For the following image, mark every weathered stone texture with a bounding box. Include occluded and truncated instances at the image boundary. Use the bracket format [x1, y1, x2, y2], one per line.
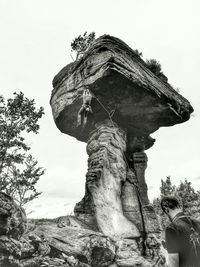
[75, 120, 140, 238]
[0, 192, 26, 239]
[49, 34, 194, 266]
[50, 35, 193, 143]
[27, 219, 163, 267]
[132, 152, 149, 205]
[0, 193, 28, 266]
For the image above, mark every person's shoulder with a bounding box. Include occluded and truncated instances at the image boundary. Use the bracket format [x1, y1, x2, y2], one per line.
[166, 223, 178, 235]
[167, 218, 186, 233]
[166, 222, 173, 230]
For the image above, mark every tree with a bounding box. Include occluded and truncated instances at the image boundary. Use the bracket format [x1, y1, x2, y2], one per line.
[6, 155, 44, 206]
[0, 92, 44, 206]
[160, 176, 176, 196]
[153, 177, 200, 229]
[71, 31, 96, 60]
[176, 179, 200, 215]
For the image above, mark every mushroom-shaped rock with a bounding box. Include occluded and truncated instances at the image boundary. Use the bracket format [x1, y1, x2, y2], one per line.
[51, 35, 193, 144]
[50, 35, 193, 239]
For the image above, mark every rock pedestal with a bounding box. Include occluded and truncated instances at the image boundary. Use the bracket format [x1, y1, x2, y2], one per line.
[74, 120, 160, 238]
[75, 120, 140, 238]
[0, 35, 193, 267]
[50, 34, 193, 266]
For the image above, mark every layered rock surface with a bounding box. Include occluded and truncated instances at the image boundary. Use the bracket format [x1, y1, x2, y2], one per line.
[75, 120, 140, 238]
[0, 210, 164, 266]
[49, 35, 193, 266]
[0, 192, 26, 239]
[51, 35, 193, 143]
[0, 35, 193, 266]
[0, 193, 27, 266]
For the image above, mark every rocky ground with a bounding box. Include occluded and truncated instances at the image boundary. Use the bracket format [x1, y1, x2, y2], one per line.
[0, 191, 165, 267]
[1, 215, 165, 267]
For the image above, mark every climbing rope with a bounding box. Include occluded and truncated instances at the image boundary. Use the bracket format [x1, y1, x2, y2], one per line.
[85, 89, 148, 254]
[71, 93, 82, 105]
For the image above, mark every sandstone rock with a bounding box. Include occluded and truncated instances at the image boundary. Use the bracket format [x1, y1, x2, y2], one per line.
[51, 35, 193, 143]
[75, 120, 140, 238]
[0, 192, 27, 239]
[31, 220, 115, 265]
[0, 216, 165, 266]
[50, 34, 193, 266]
[29, 220, 160, 267]
[56, 215, 98, 231]
[50, 35, 193, 238]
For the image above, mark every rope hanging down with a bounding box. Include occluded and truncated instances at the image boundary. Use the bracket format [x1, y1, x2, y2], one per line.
[87, 89, 147, 255]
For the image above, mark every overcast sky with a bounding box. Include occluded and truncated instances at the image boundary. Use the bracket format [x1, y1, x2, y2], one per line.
[0, 0, 200, 218]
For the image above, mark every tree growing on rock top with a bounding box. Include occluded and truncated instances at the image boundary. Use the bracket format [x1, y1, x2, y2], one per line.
[71, 31, 96, 60]
[145, 58, 168, 82]
[0, 92, 45, 206]
[146, 59, 162, 75]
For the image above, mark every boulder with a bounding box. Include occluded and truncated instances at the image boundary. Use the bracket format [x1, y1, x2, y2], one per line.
[0, 192, 27, 239]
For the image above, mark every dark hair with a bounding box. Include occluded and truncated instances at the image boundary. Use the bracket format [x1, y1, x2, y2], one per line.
[161, 196, 181, 213]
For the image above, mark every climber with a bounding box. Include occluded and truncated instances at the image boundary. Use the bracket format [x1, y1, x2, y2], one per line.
[77, 88, 93, 127]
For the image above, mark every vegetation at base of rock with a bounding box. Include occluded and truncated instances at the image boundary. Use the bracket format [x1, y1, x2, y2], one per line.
[0, 92, 45, 206]
[153, 176, 200, 229]
[71, 31, 96, 60]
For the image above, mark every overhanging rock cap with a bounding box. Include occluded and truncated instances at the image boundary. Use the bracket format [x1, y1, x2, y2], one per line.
[50, 35, 193, 143]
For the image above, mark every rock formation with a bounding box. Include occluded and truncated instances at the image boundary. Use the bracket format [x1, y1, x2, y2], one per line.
[49, 35, 193, 265]
[0, 192, 27, 266]
[0, 35, 193, 267]
[0, 192, 27, 239]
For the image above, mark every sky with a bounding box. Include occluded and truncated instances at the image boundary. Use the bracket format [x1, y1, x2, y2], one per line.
[0, 0, 200, 218]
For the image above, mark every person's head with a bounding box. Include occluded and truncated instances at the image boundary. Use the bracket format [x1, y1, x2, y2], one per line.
[161, 196, 182, 221]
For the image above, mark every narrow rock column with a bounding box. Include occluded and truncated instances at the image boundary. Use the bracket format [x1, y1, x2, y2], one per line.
[132, 151, 160, 233]
[122, 137, 161, 234]
[121, 168, 142, 230]
[75, 119, 140, 238]
[133, 152, 149, 205]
